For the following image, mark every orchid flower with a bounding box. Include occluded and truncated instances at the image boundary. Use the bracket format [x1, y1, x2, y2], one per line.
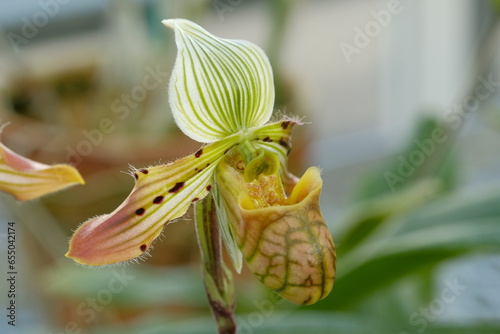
[66, 19, 335, 307]
[0, 139, 84, 201]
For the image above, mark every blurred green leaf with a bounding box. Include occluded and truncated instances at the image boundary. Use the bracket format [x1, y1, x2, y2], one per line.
[356, 116, 457, 200]
[316, 184, 500, 310]
[492, 0, 500, 12]
[87, 312, 396, 334]
[336, 179, 440, 254]
[85, 311, 500, 334]
[42, 264, 207, 308]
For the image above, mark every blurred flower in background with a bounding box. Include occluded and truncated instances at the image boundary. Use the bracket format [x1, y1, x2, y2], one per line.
[1, 1, 500, 334]
[0, 136, 84, 200]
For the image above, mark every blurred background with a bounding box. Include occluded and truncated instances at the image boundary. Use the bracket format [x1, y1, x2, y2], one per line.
[1, 0, 500, 333]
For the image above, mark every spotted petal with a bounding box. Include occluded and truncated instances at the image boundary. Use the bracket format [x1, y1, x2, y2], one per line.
[0, 142, 84, 201]
[66, 134, 240, 266]
[163, 18, 274, 143]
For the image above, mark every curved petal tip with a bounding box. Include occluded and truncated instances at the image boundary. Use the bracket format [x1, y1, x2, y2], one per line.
[0, 142, 84, 201]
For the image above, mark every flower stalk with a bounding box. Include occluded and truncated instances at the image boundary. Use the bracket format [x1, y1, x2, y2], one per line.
[194, 194, 236, 334]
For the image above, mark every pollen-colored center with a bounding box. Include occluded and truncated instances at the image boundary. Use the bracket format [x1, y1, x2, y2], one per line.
[246, 174, 285, 208]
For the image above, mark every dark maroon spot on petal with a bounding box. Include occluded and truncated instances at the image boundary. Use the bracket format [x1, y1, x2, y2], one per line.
[134, 173, 139, 180]
[206, 185, 212, 191]
[135, 208, 145, 215]
[140, 244, 147, 252]
[206, 163, 210, 167]
[192, 197, 199, 202]
[139, 169, 148, 174]
[169, 182, 185, 193]
[263, 137, 272, 142]
[195, 149, 203, 158]
[279, 138, 289, 148]
[253, 137, 260, 141]
[281, 121, 290, 129]
[153, 195, 164, 204]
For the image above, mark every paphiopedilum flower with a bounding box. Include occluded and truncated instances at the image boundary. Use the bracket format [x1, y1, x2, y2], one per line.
[0, 139, 84, 201]
[217, 150, 335, 305]
[66, 19, 335, 305]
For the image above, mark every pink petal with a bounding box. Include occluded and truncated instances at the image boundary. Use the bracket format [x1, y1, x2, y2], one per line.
[66, 136, 237, 266]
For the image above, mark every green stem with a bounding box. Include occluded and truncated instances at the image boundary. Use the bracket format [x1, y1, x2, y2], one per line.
[238, 139, 257, 164]
[194, 194, 236, 334]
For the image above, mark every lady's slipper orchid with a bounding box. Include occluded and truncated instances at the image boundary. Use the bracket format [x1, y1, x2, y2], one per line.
[217, 151, 335, 304]
[0, 140, 84, 201]
[66, 19, 335, 305]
